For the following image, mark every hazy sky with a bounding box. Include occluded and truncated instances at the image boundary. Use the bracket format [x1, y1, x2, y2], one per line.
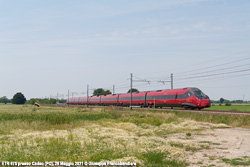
[0, 0, 250, 100]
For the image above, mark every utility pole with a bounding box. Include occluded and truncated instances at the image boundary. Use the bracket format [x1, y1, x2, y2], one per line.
[57, 93, 59, 104]
[67, 90, 69, 106]
[130, 73, 133, 110]
[171, 73, 173, 89]
[87, 84, 89, 107]
[171, 73, 174, 109]
[68, 90, 69, 100]
[130, 73, 150, 110]
[113, 85, 115, 94]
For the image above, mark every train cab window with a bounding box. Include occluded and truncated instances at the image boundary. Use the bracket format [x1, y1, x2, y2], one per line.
[194, 91, 203, 100]
[204, 95, 210, 100]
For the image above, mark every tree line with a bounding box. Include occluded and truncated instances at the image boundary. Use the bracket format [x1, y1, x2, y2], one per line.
[211, 98, 248, 104]
[0, 93, 27, 104]
[0, 93, 66, 105]
[28, 98, 66, 105]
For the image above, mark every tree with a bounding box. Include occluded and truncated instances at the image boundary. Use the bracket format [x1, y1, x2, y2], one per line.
[29, 98, 40, 105]
[127, 88, 139, 93]
[12, 92, 26, 104]
[219, 98, 224, 104]
[49, 98, 57, 104]
[1, 96, 8, 104]
[93, 88, 112, 96]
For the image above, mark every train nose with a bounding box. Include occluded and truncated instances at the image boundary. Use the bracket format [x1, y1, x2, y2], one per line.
[200, 99, 211, 108]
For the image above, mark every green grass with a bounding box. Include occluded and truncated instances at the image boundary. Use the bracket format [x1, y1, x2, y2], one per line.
[140, 151, 188, 167]
[1, 137, 84, 161]
[171, 110, 250, 128]
[0, 112, 112, 124]
[208, 104, 250, 112]
[222, 157, 250, 166]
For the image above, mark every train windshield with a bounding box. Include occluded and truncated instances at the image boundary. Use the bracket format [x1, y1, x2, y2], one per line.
[190, 88, 210, 100]
[194, 91, 203, 100]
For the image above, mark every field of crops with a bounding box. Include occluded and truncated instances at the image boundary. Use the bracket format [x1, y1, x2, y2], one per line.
[1, 104, 250, 167]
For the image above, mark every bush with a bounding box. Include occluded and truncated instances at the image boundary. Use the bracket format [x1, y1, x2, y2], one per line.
[225, 103, 231, 106]
[29, 98, 40, 105]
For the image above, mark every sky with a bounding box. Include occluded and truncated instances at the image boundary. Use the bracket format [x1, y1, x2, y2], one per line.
[0, 0, 250, 100]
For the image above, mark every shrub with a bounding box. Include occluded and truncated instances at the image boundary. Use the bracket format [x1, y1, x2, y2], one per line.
[225, 103, 231, 106]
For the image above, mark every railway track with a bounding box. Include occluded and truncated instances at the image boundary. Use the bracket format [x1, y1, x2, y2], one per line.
[58, 104, 250, 116]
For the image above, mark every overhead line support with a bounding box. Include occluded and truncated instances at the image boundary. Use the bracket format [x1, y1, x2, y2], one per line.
[87, 84, 89, 107]
[157, 73, 173, 89]
[130, 73, 132, 110]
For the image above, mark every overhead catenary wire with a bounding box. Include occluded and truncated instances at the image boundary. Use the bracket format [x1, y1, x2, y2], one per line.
[175, 63, 250, 78]
[133, 50, 250, 77]
[175, 66, 250, 81]
[175, 57, 250, 76]
[60, 51, 250, 99]
[174, 73, 250, 86]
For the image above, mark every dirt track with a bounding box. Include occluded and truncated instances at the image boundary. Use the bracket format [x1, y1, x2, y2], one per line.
[167, 125, 250, 166]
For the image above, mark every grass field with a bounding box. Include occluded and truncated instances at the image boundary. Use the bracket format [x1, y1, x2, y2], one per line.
[162, 103, 250, 112]
[1, 104, 250, 166]
[207, 103, 250, 112]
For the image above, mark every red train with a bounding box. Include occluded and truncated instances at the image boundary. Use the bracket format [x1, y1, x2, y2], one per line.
[67, 87, 211, 109]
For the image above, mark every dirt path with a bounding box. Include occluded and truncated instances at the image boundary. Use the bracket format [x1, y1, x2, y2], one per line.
[169, 127, 250, 166]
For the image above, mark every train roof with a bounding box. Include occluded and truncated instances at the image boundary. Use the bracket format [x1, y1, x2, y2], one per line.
[147, 87, 193, 95]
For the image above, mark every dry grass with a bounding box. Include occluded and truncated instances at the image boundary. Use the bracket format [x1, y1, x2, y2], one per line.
[0, 104, 232, 166]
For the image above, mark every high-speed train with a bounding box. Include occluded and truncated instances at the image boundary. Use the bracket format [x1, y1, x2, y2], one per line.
[67, 87, 211, 109]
